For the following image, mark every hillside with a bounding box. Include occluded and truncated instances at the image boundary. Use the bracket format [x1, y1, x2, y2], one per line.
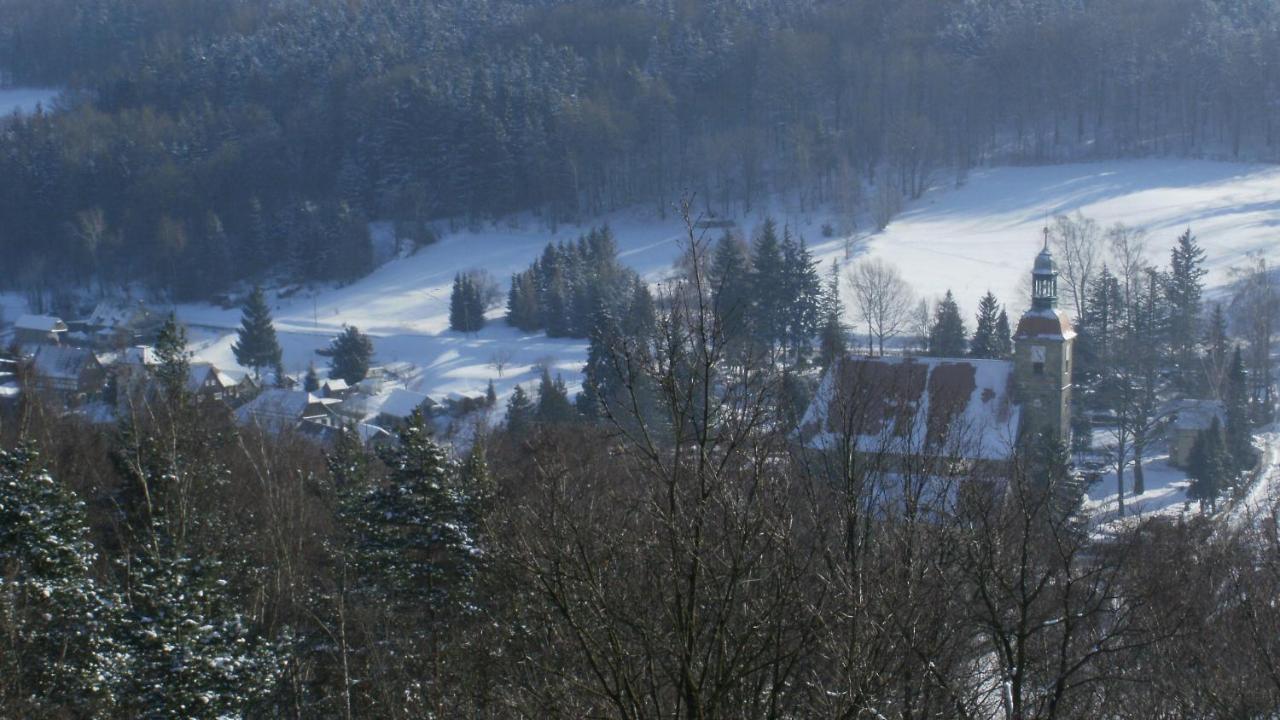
[177, 158, 1280, 413]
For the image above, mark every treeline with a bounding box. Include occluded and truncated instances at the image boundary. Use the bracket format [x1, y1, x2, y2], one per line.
[4, 214, 1280, 717]
[4, 0, 1280, 299]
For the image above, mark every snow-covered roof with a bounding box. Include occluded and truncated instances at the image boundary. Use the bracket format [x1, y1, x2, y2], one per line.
[119, 345, 160, 367]
[30, 345, 99, 381]
[322, 378, 350, 392]
[1168, 399, 1225, 431]
[15, 314, 66, 333]
[378, 388, 436, 418]
[798, 355, 1021, 462]
[236, 389, 337, 427]
[187, 363, 238, 392]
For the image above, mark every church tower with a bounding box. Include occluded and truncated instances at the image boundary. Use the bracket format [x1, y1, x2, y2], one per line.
[1013, 233, 1075, 445]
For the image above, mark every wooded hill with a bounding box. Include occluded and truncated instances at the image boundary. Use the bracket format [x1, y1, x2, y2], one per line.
[1, 0, 1278, 299]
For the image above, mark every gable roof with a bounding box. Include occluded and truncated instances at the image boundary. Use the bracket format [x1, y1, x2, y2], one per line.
[15, 314, 66, 333]
[798, 355, 1020, 462]
[187, 363, 239, 392]
[322, 378, 350, 392]
[31, 345, 100, 381]
[236, 389, 338, 428]
[1014, 308, 1076, 341]
[378, 388, 437, 419]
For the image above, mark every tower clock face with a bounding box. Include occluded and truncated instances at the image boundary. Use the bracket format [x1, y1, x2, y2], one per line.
[1030, 345, 1046, 363]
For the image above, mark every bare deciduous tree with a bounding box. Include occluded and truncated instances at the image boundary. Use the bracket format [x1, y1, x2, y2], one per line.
[1050, 211, 1101, 321]
[846, 258, 916, 356]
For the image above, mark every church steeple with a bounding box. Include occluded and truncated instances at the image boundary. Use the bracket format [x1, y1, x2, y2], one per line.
[1031, 227, 1058, 311]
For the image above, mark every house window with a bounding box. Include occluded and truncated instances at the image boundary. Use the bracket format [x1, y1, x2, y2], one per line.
[1033, 362, 1045, 375]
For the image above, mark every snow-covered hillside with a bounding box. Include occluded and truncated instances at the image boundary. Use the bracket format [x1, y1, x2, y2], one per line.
[172, 158, 1280, 417]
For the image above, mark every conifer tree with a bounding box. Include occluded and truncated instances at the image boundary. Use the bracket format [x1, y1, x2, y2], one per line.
[1187, 417, 1227, 512]
[994, 308, 1013, 358]
[927, 290, 968, 357]
[506, 384, 535, 437]
[1225, 346, 1254, 475]
[232, 286, 283, 379]
[0, 446, 121, 715]
[329, 325, 374, 385]
[781, 230, 823, 358]
[749, 218, 785, 348]
[1204, 303, 1229, 396]
[969, 291, 1002, 358]
[536, 368, 575, 424]
[709, 232, 752, 343]
[818, 261, 847, 369]
[304, 363, 320, 392]
[1167, 229, 1207, 389]
[485, 378, 497, 407]
[154, 313, 191, 399]
[506, 271, 541, 331]
[449, 272, 486, 333]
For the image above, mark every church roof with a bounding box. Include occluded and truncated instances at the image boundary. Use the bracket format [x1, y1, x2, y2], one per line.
[1014, 308, 1075, 341]
[798, 355, 1021, 462]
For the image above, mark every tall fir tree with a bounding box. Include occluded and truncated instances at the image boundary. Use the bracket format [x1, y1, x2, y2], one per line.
[994, 308, 1013, 358]
[154, 313, 192, 400]
[232, 286, 283, 379]
[1186, 417, 1228, 512]
[304, 363, 320, 393]
[749, 218, 785, 349]
[1225, 346, 1254, 475]
[506, 384, 535, 437]
[780, 230, 823, 359]
[709, 232, 752, 344]
[450, 273, 485, 332]
[927, 290, 968, 357]
[536, 368, 575, 425]
[969, 291, 1002, 358]
[329, 325, 374, 385]
[1204, 302, 1230, 396]
[1167, 228, 1207, 390]
[818, 261, 847, 369]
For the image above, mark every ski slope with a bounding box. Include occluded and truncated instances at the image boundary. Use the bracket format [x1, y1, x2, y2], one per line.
[170, 158, 1280, 414]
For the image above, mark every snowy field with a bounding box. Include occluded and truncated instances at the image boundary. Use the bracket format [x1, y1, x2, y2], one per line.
[0, 86, 60, 116]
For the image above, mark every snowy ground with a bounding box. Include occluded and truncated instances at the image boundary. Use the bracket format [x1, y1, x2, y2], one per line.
[0, 86, 60, 117]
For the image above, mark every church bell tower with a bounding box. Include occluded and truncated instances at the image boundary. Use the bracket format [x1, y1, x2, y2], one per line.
[1013, 232, 1075, 445]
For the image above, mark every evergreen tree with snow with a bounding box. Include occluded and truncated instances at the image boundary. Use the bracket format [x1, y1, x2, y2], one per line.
[506, 271, 541, 331]
[232, 286, 283, 379]
[1204, 302, 1229, 396]
[345, 411, 483, 612]
[969, 291, 1003, 358]
[0, 445, 121, 716]
[154, 313, 192, 400]
[927, 290, 968, 357]
[329, 325, 374, 385]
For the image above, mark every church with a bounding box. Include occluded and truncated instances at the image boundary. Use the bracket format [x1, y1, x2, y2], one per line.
[797, 241, 1075, 465]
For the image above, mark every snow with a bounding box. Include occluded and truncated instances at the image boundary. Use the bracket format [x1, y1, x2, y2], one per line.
[0, 87, 60, 117]
[860, 159, 1280, 318]
[1082, 451, 1196, 534]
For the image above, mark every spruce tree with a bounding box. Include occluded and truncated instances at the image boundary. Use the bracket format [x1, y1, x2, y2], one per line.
[1167, 229, 1207, 389]
[1187, 417, 1228, 512]
[154, 313, 191, 399]
[232, 286, 283, 379]
[536, 368, 575, 425]
[994, 308, 1013, 358]
[329, 325, 374, 385]
[969, 291, 1002, 358]
[818, 261, 847, 369]
[450, 273, 485, 332]
[1225, 346, 1254, 475]
[0, 446, 121, 715]
[780, 230, 823, 358]
[927, 290, 968, 357]
[749, 218, 785, 348]
[709, 233, 752, 344]
[506, 384, 535, 437]
[1204, 303, 1229, 396]
[304, 363, 320, 393]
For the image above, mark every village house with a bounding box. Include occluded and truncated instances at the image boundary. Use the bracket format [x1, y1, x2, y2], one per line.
[187, 363, 246, 404]
[235, 389, 343, 432]
[26, 345, 106, 403]
[13, 314, 68, 345]
[375, 387, 439, 429]
[799, 242, 1075, 469]
[1166, 399, 1226, 469]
